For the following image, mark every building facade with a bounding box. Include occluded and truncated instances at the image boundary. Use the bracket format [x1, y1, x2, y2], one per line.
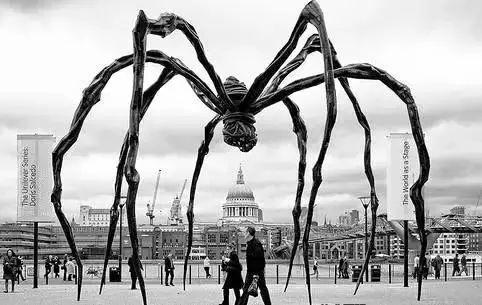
[79, 205, 126, 227]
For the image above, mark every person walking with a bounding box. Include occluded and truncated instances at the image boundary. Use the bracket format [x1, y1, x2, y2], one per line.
[337, 257, 344, 278]
[44, 255, 52, 280]
[66, 257, 75, 281]
[342, 256, 349, 279]
[62, 254, 68, 281]
[452, 253, 460, 276]
[219, 248, 243, 305]
[204, 256, 212, 279]
[53, 256, 60, 278]
[460, 254, 468, 276]
[432, 254, 443, 279]
[312, 257, 319, 280]
[15, 255, 25, 283]
[413, 255, 420, 279]
[221, 251, 228, 281]
[3, 249, 17, 293]
[422, 253, 431, 279]
[128, 255, 137, 289]
[164, 253, 174, 286]
[237, 226, 271, 305]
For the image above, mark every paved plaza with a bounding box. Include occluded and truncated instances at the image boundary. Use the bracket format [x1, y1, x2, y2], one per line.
[0, 280, 480, 305]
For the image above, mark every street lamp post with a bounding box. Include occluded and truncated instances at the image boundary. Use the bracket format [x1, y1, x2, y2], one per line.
[358, 196, 371, 283]
[119, 195, 127, 281]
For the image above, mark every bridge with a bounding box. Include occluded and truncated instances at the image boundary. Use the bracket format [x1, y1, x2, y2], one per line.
[308, 213, 482, 243]
[269, 213, 482, 259]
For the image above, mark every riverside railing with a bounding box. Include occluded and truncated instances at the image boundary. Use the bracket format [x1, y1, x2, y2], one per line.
[18, 260, 482, 285]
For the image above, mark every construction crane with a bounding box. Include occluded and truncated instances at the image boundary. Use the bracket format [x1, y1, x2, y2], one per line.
[146, 169, 161, 225]
[178, 179, 187, 202]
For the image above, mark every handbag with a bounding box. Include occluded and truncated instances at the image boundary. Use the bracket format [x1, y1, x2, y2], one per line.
[247, 275, 259, 297]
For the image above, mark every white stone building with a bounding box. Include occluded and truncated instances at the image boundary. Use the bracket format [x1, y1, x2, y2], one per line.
[79, 205, 126, 226]
[221, 166, 263, 224]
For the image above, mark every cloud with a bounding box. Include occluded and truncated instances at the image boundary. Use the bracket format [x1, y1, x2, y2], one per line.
[0, 0, 481, 226]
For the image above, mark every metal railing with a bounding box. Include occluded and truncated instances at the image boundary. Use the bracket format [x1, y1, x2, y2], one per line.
[16, 261, 482, 285]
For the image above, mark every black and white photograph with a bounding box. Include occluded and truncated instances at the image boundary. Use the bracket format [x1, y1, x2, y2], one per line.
[0, 0, 481, 304]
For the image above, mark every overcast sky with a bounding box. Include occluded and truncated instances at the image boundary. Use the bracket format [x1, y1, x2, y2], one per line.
[0, 0, 481, 226]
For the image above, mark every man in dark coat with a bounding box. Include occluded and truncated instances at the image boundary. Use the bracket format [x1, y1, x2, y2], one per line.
[338, 257, 344, 278]
[432, 254, 443, 279]
[236, 227, 271, 305]
[452, 253, 460, 276]
[128, 255, 137, 289]
[164, 253, 174, 286]
[44, 255, 52, 280]
[460, 254, 468, 276]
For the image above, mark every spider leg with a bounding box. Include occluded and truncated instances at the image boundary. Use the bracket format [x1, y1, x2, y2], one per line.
[281, 97, 307, 292]
[263, 35, 381, 296]
[99, 68, 175, 294]
[254, 63, 430, 300]
[240, 0, 335, 112]
[148, 14, 234, 111]
[327, 59, 379, 296]
[121, 11, 151, 305]
[50, 193, 83, 300]
[52, 44, 220, 305]
[264, 34, 320, 95]
[183, 115, 222, 291]
[251, 2, 336, 303]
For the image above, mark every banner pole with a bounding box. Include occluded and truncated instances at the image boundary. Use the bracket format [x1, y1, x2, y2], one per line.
[33, 221, 38, 288]
[403, 220, 409, 287]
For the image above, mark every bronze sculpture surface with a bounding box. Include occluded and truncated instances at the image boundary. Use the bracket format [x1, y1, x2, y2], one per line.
[50, 1, 430, 304]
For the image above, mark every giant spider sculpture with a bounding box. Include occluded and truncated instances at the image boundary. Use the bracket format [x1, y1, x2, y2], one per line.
[50, 1, 430, 305]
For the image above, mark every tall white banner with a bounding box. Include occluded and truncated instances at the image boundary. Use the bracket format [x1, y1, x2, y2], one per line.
[17, 134, 56, 223]
[387, 133, 419, 221]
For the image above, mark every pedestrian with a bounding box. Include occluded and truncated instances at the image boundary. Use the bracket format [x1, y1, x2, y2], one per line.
[3, 249, 17, 293]
[432, 254, 443, 279]
[452, 253, 460, 276]
[53, 256, 60, 278]
[164, 253, 174, 286]
[236, 226, 271, 305]
[460, 254, 468, 276]
[15, 255, 25, 282]
[337, 256, 344, 278]
[219, 246, 243, 305]
[128, 255, 137, 289]
[413, 254, 419, 279]
[221, 251, 228, 281]
[66, 257, 75, 281]
[422, 253, 431, 279]
[312, 257, 319, 280]
[342, 256, 349, 279]
[62, 254, 68, 281]
[204, 256, 212, 278]
[44, 255, 52, 280]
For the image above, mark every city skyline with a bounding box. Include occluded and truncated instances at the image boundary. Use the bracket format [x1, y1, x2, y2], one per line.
[1, 0, 481, 225]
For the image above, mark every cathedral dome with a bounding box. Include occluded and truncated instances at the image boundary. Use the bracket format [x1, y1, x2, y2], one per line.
[226, 167, 254, 200]
[222, 166, 263, 223]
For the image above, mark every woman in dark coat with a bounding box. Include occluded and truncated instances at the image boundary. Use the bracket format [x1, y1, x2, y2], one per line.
[53, 256, 60, 278]
[3, 249, 17, 293]
[220, 251, 243, 305]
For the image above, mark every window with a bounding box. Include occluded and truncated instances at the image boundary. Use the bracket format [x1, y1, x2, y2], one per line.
[208, 234, 216, 243]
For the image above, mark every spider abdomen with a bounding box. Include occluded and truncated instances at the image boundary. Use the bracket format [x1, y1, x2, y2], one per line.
[222, 111, 257, 152]
[221, 76, 258, 152]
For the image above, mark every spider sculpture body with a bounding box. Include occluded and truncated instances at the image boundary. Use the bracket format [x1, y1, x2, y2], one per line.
[50, 1, 430, 305]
